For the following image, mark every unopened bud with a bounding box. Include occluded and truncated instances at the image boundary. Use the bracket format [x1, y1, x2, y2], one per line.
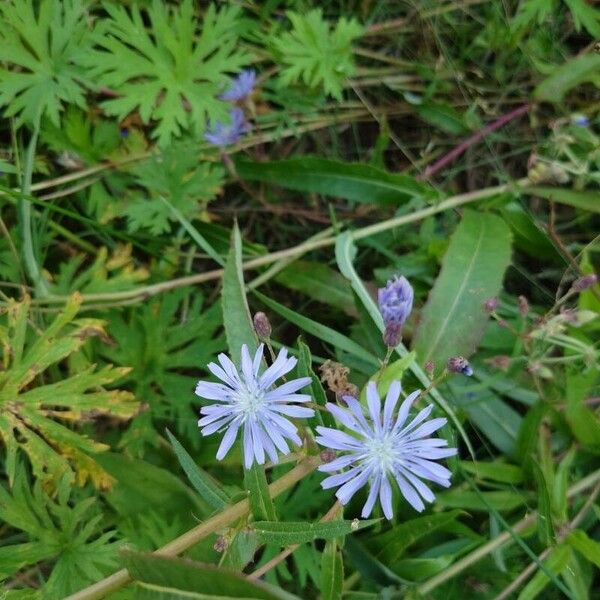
[483, 297, 498, 313]
[447, 356, 473, 377]
[378, 275, 414, 327]
[518, 295, 529, 316]
[572, 274, 597, 292]
[253, 311, 272, 339]
[424, 360, 434, 376]
[320, 449, 337, 463]
[383, 322, 402, 348]
[213, 535, 228, 553]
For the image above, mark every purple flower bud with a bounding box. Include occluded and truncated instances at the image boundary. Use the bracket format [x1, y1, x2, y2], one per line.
[220, 69, 257, 102]
[378, 276, 414, 327]
[571, 114, 589, 127]
[253, 311, 272, 339]
[382, 322, 402, 348]
[205, 107, 250, 147]
[483, 297, 498, 313]
[572, 274, 597, 292]
[518, 295, 529, 316]
[424, 360, 434, 376]
[447, 356, 473, 377]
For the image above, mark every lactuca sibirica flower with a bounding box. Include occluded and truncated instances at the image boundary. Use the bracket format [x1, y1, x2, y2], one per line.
[316, 381, 456, 518]
[220, 69, 256, 102]
[195, 344, 314, 469]
[378, 276, 414, 326]
[204, 107, 250, 147]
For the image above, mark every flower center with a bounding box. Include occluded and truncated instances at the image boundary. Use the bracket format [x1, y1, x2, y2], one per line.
[364, 435, 397, 474]
[233, 383, 265, 421]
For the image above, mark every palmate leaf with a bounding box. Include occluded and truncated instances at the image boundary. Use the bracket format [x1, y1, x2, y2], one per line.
[125, 142, 225, 235]
[0, 294, 138, 488]
[100, 289, 224, 452]
[0, 0, 93, 126]
[85, 1, 249, 145]
[272, 9, 363, 100]
[0, 472, 120, 596]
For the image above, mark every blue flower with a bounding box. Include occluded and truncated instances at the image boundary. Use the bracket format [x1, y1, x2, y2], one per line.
[220, 69, 257, 102]
[447, 356, 473, 377]
[195, 344, 314, 469]
[378, 276, 414, 327]
[316, 382, 456, 518]
[571, 114, 589, 127]
[204, 107, 250, 147]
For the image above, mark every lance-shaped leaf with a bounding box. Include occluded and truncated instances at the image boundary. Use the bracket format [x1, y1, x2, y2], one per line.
[0, 294, 138, 488]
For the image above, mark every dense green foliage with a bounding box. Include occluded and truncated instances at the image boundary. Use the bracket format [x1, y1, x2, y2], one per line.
[0, 1, 598, 598]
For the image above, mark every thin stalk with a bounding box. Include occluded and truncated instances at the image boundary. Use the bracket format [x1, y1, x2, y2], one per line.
[18, 115, 48, 296]
[65, 456, 320, 600]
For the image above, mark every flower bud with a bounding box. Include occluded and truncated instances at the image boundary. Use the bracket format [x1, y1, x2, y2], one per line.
[572, 274, 597, 292]
[378, 276, 414, 327]
[320, 449, 337, 463]
[382, 321, 402, 348]
[213, 535, 228, 553]
[447, 356, 473, 377]
[483, 297, 498, 313]
[485, 355, 511, 371]
[253, 311, 272, 339]
[518, 295, 529, 316]
[424, 360, 434, 376]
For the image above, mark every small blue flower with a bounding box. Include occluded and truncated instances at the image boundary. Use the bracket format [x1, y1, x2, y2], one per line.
[447, 356, 473, 377]
[571, 114, 589, 127]
[196, 344, 314, 469]
[204, 107, 250, 147]
[378, 276, 414, 327]
[220, 69, 257, 102]
[316, 382, 456, 518]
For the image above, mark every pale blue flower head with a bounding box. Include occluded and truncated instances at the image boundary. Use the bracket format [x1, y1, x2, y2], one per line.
[378, 276, 414, 326]
[571, 114, 589, 127]
[196, 344, 314, 469]
[204, 107, 250, 147]
[220, 69, 257, 102]
[316, 381, 456, 518]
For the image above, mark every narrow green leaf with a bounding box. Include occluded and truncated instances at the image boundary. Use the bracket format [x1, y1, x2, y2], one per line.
[413, 210, 512, 371]
[236, 157, 435, 205]
[566, 530, 600, 568]
[253, 291, 379, 367]
[532, 462, 555, 545]
[222, 222, 258, 364]
[275, 261, 355, 314]
[527, 186, 600, 213]
[321, 540, 343, 600]
[123, 551, 299, 600]
[534, 54, 600, 103]
[296, 338, 331, 427]
[244, 463, 277, 522]
[374, 511, 462, 563]
[165, 429, 230, 511]
[436, 489, 529, 512]
[518, 545, 572, 600]
[459, 461, 524, 484]
[161, 197, 225, 266]
[251, 519, 378, 545]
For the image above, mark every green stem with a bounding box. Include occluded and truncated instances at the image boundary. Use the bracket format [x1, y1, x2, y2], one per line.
[64, 456, 320, 600]
[18, 115, 48, 296]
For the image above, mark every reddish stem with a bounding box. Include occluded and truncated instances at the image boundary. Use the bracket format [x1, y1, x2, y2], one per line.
[418, 103, 530, 180]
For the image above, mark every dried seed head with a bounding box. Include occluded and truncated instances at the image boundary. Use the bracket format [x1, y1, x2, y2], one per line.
[572, 274, 597, 292]
[253, 311, 272, 339]
[483, 297, 499, 313]
[518, 295, 529, 316]
[319, 360, 357, 398]
[447, 356, 473, 377]
[213, 535, 228, 553]
[320, 449, 337, 463]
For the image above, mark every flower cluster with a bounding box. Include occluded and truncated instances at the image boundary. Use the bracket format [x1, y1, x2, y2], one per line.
[205, 70, 256, 147]
[194, 276, 458, 519]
